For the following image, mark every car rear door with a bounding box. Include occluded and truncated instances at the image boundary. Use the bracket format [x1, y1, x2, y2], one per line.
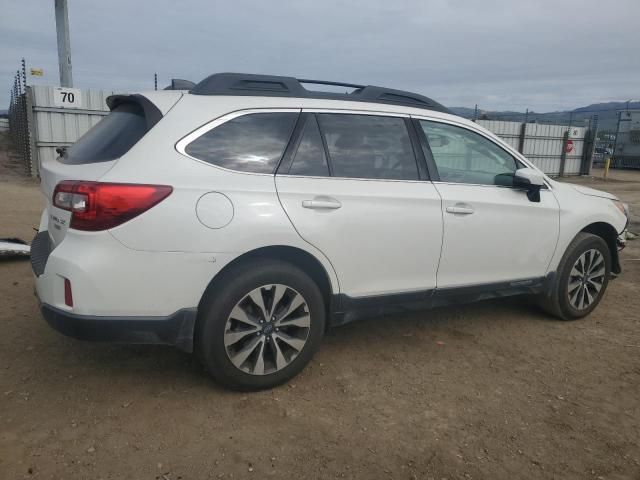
[276, 111, 443, 299]
[414, 117, 560, 289]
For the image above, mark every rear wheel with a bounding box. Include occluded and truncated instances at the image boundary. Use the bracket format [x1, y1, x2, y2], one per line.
[539, 232, 611, 320]
[197, 260, 325, 390]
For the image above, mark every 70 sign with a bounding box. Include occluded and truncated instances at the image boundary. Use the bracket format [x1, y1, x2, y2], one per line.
[53, 87, 82, 109]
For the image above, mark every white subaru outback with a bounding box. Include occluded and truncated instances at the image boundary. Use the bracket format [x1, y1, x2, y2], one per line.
[32, 73, 629, 390]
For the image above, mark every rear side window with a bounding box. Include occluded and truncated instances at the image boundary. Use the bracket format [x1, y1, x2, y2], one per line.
[60, 103, 148, 164]
[185, 112, 298, 174]
[316, 114, 419, 180]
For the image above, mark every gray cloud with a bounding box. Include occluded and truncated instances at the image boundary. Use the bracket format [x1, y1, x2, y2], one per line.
[1, 0, 638, 111]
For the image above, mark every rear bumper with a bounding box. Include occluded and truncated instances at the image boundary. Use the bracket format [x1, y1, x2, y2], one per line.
[41, 303, 197, 352]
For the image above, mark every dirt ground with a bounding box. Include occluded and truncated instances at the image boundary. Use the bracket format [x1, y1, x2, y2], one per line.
[1, 142, 639, 479]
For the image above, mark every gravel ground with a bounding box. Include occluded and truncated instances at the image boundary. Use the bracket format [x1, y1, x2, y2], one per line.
[1, 145, 638, 479]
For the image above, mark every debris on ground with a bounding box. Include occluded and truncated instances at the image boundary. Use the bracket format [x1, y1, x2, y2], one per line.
[0, 238, 30, 258]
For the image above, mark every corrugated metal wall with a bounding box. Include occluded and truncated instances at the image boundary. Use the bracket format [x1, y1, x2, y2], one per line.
[0, 118, 9, 131]
[478, 120, 586, 176]
[476, 120, 521, 151]
[29, 86, 114, 175]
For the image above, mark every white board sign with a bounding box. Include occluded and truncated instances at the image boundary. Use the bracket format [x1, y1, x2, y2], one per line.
[53, 87, 82, 109]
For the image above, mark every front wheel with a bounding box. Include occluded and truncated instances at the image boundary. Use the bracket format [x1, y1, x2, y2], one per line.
[539, 232, 611, 320]
[196, 259, 326, 391]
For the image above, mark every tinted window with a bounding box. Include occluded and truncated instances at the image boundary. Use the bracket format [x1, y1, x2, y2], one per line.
[289, 116, 330, 177]
[420, 121, 517, 186]
[185, 112, 298, 174]
[60, 103, 148, 164]
[317, 114, 419, 180]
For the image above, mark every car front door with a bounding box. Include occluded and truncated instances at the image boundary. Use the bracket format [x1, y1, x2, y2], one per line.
[414, 118, 560, 289]
[276, 111, 443, 299]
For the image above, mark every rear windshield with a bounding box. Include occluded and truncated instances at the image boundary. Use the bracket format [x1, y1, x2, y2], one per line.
[59, 103, 148, 164]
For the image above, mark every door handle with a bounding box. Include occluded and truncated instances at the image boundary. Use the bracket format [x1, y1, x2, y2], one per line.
[302, 198, 342, 210]
[446, 205, 474, 215]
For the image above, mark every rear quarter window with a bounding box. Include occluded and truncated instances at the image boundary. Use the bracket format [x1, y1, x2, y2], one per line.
[60, 103, 148, 164]
[184, 112, 299, 174]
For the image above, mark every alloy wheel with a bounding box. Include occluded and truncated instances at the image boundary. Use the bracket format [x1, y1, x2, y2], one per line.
[223, 284, 311, 375]
[567, 249, 605, 310]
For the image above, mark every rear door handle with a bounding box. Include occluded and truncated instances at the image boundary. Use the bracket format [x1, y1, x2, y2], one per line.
[302, 198, 342, 210]
[446, 205, 474, 215]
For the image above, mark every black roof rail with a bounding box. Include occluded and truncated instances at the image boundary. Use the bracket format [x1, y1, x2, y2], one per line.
[189, 73, 451, 114]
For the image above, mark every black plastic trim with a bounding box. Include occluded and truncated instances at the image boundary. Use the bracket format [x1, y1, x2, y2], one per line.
[190, 73, 451, 115]
[411, 118, 441, 181]
[41, 304, 197, 353]
[277, 112, 310, 174]
[30, 231, 51, 277]
[430, 277, 546, 307]
[405, 118, 430, 180]
[330, 276, 547, 327]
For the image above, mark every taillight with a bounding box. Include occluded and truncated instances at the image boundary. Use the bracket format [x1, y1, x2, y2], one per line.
[53, 181, 173, 231]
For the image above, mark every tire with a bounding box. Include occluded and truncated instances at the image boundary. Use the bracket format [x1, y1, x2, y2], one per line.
[538, 232, 611, 320]
[196, 259, 326, 391]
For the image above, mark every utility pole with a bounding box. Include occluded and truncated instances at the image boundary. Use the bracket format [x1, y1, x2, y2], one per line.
[55, 0, 73, 87]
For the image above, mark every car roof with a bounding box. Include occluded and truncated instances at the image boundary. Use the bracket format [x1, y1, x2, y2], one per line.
[189, 73, 452, 115]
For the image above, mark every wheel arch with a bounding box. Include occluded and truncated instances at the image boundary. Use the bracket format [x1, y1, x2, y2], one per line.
[580, 222, 621, 274]
[197, 245, 336, 313]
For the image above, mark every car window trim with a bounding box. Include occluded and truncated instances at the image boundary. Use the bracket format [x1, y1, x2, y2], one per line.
[277, 112, 310, 174]
[410, 118, 440, 181]
[175, 108, 301, 176]
[315, 114, 335, 177]
[404, 118, 430, 180]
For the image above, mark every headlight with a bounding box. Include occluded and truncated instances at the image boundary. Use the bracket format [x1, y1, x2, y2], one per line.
[612, 199, 629, 218]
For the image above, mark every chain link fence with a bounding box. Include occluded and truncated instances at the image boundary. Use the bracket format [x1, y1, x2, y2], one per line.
[7, 59, 34, 176]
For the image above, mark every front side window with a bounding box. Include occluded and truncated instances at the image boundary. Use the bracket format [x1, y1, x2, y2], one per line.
[317, 114, 419, 180]
[420, 121, 517, 186]
[185, 112, 298, 173]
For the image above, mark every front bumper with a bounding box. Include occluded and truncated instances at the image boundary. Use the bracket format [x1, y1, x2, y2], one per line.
[40, 303, 197, 352]
[617, 230, 627, 251]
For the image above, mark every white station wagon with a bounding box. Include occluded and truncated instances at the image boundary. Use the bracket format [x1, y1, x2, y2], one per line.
[32, 73, 629, 390]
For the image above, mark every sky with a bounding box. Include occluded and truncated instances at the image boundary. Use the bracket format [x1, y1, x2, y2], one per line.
[1, 0, 638, 112]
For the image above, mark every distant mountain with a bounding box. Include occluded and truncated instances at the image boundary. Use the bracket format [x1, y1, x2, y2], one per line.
[450, 101, 640, 131]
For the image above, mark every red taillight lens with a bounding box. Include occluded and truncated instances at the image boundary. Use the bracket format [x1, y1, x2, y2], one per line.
[53, 181, 173, 231]
[64, 278, 73, 307]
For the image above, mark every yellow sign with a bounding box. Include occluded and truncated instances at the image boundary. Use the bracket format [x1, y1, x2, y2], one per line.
[30, 68, 44, 77]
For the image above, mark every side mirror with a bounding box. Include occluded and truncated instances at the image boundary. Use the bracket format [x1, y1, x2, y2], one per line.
[513, 168, 545, 202]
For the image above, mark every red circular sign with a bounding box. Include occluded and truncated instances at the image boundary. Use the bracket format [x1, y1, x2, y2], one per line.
[566, 139, 574, 153]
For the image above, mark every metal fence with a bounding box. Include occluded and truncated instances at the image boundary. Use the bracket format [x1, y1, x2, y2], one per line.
[477, 120, 590, 176]
[2, 62, 624, 178]
[7, 60, 33, 175]
[612, 109, 640, 169]
[29, 85, 113, 171]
